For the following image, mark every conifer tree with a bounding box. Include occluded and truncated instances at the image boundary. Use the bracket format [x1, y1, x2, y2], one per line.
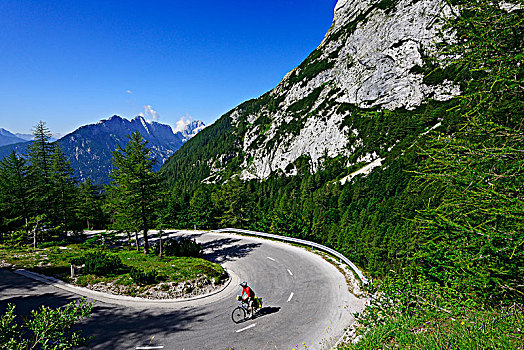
[213, 177, 251, 228]
[26, 121, 55, 240]
[0, 151, 30, 239]
[78, 178, 103, 230]
[410, 0, 524, 302]
[189, 187, 215, 229]
[110, 131, 160, 254]
[49, 145, 78, 233]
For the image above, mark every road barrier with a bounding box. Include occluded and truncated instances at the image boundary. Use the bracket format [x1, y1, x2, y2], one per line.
[213, 228, 370, 285]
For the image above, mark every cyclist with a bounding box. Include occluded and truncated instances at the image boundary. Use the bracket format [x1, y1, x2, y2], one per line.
[240, 281, 256, 317]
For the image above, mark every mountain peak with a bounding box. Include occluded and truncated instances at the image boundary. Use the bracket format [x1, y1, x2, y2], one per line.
[54, 115, 206, 184]
[180, 120, 206, 140]
[133, 115, 149, 122]
[161, 0, 461, 184]
[0, 128, 28, 147]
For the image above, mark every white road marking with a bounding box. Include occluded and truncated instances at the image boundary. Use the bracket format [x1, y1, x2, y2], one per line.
[236, 323, 257, 333]
[136, 346, 164, 349]
[287, 269, 293, 276]
[267, 257, 275, 261]
[287, 292, 294, 302]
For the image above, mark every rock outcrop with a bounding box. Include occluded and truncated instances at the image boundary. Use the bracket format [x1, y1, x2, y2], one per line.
[162, 0, 462, 184]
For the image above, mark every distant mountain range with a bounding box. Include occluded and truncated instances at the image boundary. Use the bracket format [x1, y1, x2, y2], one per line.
[0, 116, 205, 185]
[0, 128, 28, 147]
[0, 129, 60, 146]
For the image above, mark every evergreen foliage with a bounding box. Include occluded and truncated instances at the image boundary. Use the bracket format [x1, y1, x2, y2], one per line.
[78, 251, 124, 276]
[129, 266, 159, 285]
[0, 0, 521, 345]
[152, 237, 203, 258]
[108, 131, 161, 254]
[26, 121, 55, 233]
[77, 178, 106, 230]
[157, 0, 524, 332]
[49, 145, 78, 234]
[0, 151, 30, 240]
[0, 121, 92, 245]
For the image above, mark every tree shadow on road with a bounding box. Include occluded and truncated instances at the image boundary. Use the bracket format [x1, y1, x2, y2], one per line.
[201, 237, 240, 250]
[0, 269, 213, 349]
[202, 238, 261, 263]
[79, 304, 210, 349]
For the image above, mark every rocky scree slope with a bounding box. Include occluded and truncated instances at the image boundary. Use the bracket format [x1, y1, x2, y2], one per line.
[161, 0, 460, 185]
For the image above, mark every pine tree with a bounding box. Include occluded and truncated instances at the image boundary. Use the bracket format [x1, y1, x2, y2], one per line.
[49, 145, 78, 233]
[213, 177, 251, 228]
[110, 131, 160, 254]
[189, 187, 215, 229]
[26, 121, 55, 241]
[78, 178, 103, 230]
[0, 151, 30, 239]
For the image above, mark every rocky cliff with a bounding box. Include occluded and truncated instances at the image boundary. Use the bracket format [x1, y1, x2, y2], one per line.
[161, 0, 461, 185]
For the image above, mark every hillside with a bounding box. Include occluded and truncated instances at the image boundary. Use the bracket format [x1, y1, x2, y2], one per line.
[161, 0, 460, 186]
[159, 0, 523, 346]
[0, 128, 27, 147]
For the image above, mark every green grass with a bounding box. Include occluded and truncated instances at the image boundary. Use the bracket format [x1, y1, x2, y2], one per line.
[341, 307, 524, 349]
[0, 242, 226, 287]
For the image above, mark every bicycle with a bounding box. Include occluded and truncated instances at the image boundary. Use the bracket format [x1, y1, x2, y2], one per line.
[231, 296, 262, 323]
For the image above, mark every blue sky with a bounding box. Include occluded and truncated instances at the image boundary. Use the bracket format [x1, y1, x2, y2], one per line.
[0, 0, 337, 136]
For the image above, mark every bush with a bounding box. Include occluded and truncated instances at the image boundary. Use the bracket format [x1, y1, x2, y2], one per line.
[129, 266, 158, 285]
[0, 298, 93, 349]
[39, 240, 69, 248]
[153, 238, 203, 258]
[79, 251, 123, 276]
[195, 264, 226, 282]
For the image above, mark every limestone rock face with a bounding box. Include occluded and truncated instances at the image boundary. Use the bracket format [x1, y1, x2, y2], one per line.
[224, 0, 458, 181]
[166, 0, 462, 184]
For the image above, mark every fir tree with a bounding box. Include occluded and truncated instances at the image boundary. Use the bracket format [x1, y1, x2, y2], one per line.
[49, 145, 78, 234]
[110, 131, 160, 254]
[26, 121, 54, 220]
[0, 151, 30, 239]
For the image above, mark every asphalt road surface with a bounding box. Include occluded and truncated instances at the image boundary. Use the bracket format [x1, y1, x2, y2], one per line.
[0, 231, 366, 349]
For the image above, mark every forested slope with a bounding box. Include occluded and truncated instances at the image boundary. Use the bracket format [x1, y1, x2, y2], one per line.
[160, 0, 523, 345]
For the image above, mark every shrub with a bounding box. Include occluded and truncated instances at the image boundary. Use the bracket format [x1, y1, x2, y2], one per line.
[0, 298, 93, 349]
[39, 240, 69, 248]
[70, 256, 85, 266]
[80, 251, 123, 276]
[129, 266, 158, 285]
[153, 238, 203, 258]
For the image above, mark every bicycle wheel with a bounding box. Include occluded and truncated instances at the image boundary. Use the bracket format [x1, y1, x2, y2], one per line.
[231, 306, 246, 323]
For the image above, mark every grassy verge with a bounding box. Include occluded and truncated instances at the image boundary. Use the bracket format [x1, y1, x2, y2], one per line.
[340, 306, 524, 349]
[0, 241, 227, 297]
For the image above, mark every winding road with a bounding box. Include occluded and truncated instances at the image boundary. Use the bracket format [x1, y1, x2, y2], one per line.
[0, 230, 366, 349]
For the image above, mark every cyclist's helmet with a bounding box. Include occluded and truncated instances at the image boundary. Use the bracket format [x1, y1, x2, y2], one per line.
[240, 281, 247, 287]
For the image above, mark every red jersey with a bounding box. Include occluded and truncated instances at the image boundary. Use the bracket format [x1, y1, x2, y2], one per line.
[242, 286, 255, 298]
